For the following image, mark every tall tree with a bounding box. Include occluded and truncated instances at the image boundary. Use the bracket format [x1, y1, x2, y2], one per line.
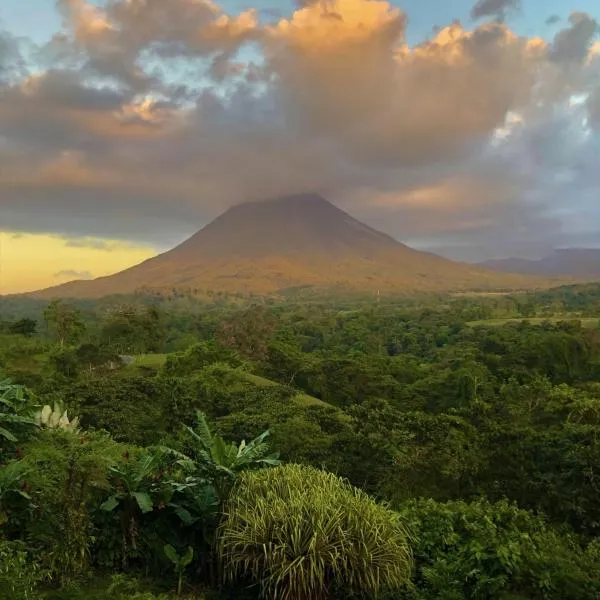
[43, 300, 85, 346]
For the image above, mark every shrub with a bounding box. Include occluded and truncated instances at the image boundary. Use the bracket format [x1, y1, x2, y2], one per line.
[396, 498, 600, 599]
[218, 464, 412, 600]
[0, 540, 42, 600]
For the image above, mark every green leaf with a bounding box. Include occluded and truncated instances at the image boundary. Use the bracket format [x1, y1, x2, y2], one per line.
[164, 544, 179, 565]
[181, 546, 194, 568]
[173, 505, 197, 525]
[0, 427, 17, 442]
[132, 491, 153, 513]
[100, 495, 120, 512]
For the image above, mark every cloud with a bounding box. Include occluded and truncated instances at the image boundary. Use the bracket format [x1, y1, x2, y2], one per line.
[63, 236, 154, 251]
[589, 87, 600, 123]
[470, 0, 520, 21]
[1, 0, 600, 263]
[64, 237, 113, 250]
[54, 269, 93, 280]
[549, 12, 598, 64]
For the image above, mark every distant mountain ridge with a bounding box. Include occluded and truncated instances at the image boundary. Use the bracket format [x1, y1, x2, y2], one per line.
[479, 249, 600, 277]
[23, 193, 554, 299]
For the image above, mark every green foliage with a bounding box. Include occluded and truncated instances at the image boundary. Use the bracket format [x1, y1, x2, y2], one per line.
[0, 460, 32, 527]
[0, 540, 42, 600]
[0, 377, 37, 450]
[43, 301, 85, 347]
[218, 464, 412, 600]
[98, 305, 166, 355]
[182, 411, 280, 500]
[75, 343, 119, 373]
[8, 318, 37, 337]
[100, 448, 168, 566]
[163, 342, 242, 376]
[397, 498, 600, 599]
[22, 429, 121, 585]
[47, 347, 80, 379]
[59, 376, 192, 445]
[163, 545, 194, 596]
[41, 574, 201, 600]
[4, 291, 600, 598]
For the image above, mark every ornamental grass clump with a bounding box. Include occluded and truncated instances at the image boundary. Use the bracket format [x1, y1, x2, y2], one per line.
[218, 463, 412, 600]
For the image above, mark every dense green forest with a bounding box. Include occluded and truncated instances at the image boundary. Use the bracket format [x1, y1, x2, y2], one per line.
[1, 284, 600, 598]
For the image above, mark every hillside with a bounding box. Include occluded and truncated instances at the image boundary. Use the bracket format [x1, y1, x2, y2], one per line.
[480, 249, 600, 278]
[27, 194, 555, 298]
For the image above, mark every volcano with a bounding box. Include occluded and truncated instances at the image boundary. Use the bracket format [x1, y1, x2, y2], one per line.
[29, 194, 550, 298]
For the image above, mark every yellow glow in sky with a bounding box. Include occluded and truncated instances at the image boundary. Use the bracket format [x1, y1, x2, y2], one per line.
[0, 231, 157, 294]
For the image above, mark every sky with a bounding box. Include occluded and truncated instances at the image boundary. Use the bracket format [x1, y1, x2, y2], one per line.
[0, 0, 599, 293]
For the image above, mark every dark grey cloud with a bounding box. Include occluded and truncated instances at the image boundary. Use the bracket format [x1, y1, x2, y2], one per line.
[549, 12, 598, 63]
[0, 29, 26, 83]
[64, 238, 114, 250]
[470, 0, 520, 21]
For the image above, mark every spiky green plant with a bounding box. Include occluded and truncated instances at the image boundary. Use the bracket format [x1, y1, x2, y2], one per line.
[218, 464, 412, 600]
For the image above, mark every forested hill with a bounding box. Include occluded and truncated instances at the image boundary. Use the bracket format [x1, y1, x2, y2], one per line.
[1, 285, 600, 598]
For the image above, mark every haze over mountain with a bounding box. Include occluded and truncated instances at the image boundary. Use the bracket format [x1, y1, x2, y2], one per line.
[26, 195, 552, 299]
[480, 249, 600, 277]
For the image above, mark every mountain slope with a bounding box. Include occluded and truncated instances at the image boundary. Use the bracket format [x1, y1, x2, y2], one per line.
[480, 249, 600, 278]
[27, 194, 553, 298]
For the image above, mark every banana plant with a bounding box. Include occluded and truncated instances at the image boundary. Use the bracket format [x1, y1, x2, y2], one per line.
[183, 411, 280, 500]
[101, 450, 165, 567]
[164, 544, 194, 596]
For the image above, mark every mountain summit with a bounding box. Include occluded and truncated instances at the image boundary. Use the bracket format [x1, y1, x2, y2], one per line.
[168, 193, 403, 260]
[29, 194, 548, 298]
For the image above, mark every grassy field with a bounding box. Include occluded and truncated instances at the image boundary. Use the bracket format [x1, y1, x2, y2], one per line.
[227, 368, 336, 410]
[466, 317, 600, 328]
[131, 353, 168, 368]
[130, 353, 338, 411]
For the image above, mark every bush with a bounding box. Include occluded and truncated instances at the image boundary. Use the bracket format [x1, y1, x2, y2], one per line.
[218, 464, 412, 600]
[22, 429, 121, 585]
[0, 540, 42, 600]
[42, 574, 205, 599]
[396, 498, 600, 600]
